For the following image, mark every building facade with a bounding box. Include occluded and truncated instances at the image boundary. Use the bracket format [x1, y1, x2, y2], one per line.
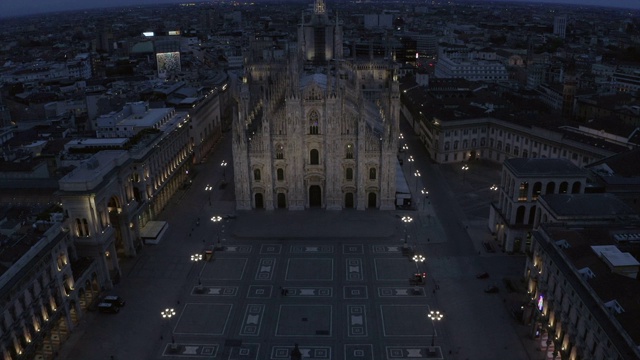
[525, 223, 640, 360]
[488, 158, 587, 253]
[232, 0, 400, 211]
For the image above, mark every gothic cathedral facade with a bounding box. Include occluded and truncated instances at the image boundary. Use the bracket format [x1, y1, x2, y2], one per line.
[232, 0, 400, 210]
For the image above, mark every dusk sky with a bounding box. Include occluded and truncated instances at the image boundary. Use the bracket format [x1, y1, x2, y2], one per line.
[0, 0, 639, 18]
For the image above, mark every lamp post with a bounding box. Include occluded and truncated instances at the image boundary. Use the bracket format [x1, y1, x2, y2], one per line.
[407, 155, 414, 172]
[220, 160, 228, 183]
[161, 308, 176, 347]
[401, 216, 413, 249]
[205, 184, 213, 206]
[414, 170, 421, 193]
[421, 188, 429, 210]
[399, 133, 404, 140]
[490, 184, 498, 202]
[428, 310, 444, 347]
[461, 164, 469, 182]
[210, 216, 222, 249]
[412, 254, 425, 272]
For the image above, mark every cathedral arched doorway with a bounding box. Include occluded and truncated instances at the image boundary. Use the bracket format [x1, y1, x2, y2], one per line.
[255, 193, 264, 209]
[367, 192, 377, 208]
[277, 193, 286, 209]
[344, 193, 354, 208]
[309, 186, 322, 207]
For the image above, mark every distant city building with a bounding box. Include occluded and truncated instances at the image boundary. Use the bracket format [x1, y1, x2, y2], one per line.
[434, 54, 508, 82]
[553, 15, 567, 39]
[363, 13, 393, 30]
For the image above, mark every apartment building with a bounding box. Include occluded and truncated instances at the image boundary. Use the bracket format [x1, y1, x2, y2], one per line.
[525, 223, 640, 360]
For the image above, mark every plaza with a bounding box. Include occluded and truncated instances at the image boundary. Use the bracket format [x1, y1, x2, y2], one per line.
[58, 124, 538, 360]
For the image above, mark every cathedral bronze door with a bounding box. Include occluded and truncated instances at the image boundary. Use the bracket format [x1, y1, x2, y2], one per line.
[367, 192, 377, 208]
[309, 185, 322, 207]
[255, 193, 264, 209]
[345, 193, 354, 208]
[277, 193, 286, 208]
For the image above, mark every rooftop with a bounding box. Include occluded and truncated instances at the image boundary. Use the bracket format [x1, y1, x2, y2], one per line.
[504, 158, 586, 177]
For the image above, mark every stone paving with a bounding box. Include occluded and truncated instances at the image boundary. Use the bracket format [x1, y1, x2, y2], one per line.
[156, 239, 446, 360]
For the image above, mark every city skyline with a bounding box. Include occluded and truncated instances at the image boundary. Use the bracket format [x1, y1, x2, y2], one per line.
[0, 0, 639, 18]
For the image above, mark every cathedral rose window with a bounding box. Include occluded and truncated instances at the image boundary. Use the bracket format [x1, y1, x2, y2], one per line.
[309, 110, 319, 135]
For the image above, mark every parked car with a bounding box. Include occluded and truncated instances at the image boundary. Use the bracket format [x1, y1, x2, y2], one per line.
[102, 295, 125, 307]
[484, 284, 499, 293]
[476, 272, 489, 279]
[98, 302, 120, 314]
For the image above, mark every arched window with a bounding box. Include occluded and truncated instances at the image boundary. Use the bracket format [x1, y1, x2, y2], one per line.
[310, 149, 319, 165]
[369, 168, 377, 180]
[532, 182, 542, 200]
[559, 181, 568, 194]
[546, 182, 555, 194]
[309, 110, 319, 135]
[276, 144, 284, 159]
[254, 169, 261, 181]
[518, 182, 528, 201]
[515, 206, 526, 224]
[75, 218, 83, 237]
[572, 181, 581, 194]
[346, 168, 353, 180]
[277, 168, 284, 181]
[345, 144, 354, 159]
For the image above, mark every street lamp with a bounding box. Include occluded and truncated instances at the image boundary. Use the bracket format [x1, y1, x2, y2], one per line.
[414, 170, 421, 193]
[461, 164, 469, 182]
[190, 253, 202, 262]
[490, 184, 498, 202]
[428, 310, 444, 347]
[401, 216, 413, 249]
[412, 254, 425, 272]
[399, 133, 404, 140]
[161, 308, 176, 346]
[220, 160, 228, 183]
[407, 155, 414, 172]
[205, 184, 213, 206]
[211, 216, 222, 249]
[421, 188, 429, 210]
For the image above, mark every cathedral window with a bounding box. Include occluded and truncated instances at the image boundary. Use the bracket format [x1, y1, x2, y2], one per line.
[345, 144, 354, 159]
[309, 110, 319, 135]
[369, 168, 377, 180]
[277, 168, 284, 181]
[346, 168, 353, 181]
[276, 144, 284, 159]
[310, 149, 319, 165]
[254, 169, 261, 181]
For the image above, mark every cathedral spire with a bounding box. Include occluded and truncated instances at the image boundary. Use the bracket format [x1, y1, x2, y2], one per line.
[314, 0, 326, 15]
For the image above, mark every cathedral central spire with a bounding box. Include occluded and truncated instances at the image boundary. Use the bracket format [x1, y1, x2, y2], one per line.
[314, 0, 326, 15]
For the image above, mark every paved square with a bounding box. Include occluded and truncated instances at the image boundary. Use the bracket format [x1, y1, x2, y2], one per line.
[200, 258, 246, 280]
[374, 258, 413, 281]
[380, 305, 431, 336]
[343, 286, 368, 299]
[174, 303, 233, 335]
[285, 258, 334, 281]
[275, 305, 332, 336]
